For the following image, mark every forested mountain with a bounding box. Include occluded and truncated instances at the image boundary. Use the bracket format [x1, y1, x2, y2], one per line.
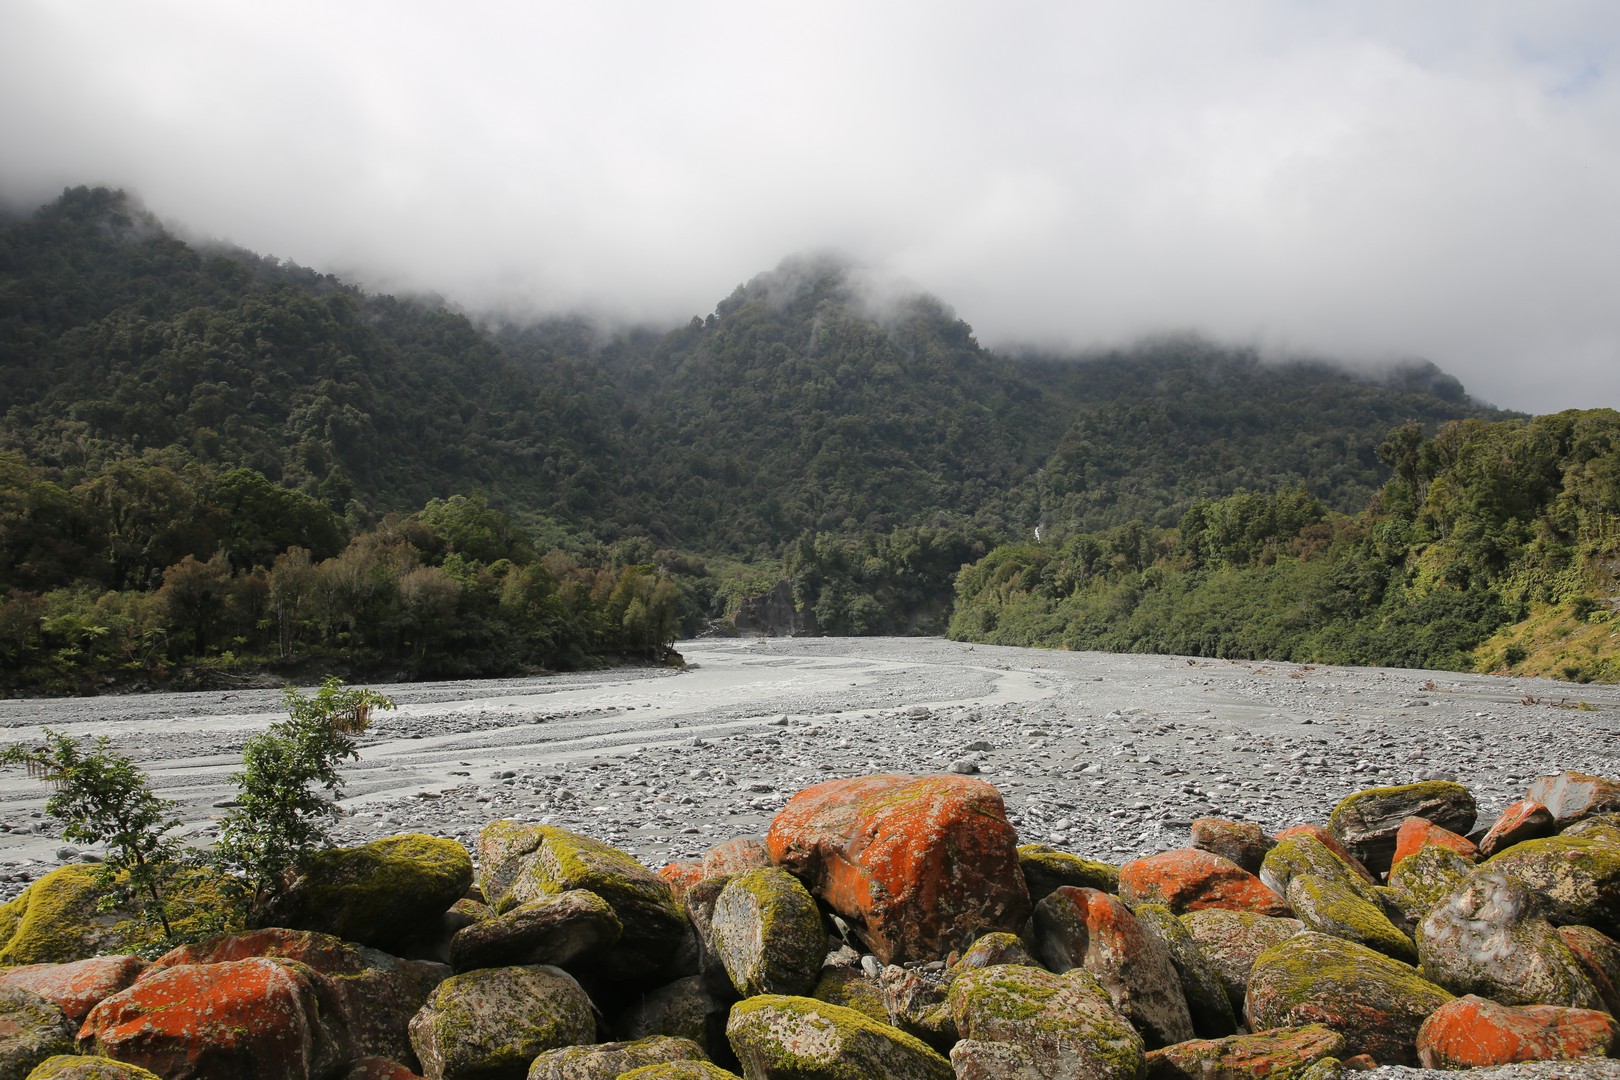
[3, 185, 1560, 691]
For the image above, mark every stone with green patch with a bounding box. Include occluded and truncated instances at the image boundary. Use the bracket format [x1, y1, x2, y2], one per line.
[710, 868, 825, 998]
[525, 1035, 707, 1079]
[0, 989, 75, 1080]
[1143, 1022, 1345, 1080]
[22, 1057, 163, 1080]
[1018, 843, 1119, 900]
[1132, 901, 1239, 1038]
[618, 1064, 742, 1080]
[1484, 832, 1620, 938]
[947, 963, 1144, 1080]
[1180, 908, 1304, 1015]
[407, 964, 595, 1080]
[726, 995, 952, 1080]
[1386, 845, 1476, 921]
[1285, 874, 1416, 964]
[1260, 833, 1378, 906]
[1328, 781, 1477, 878]
[448, 889, 620, 973]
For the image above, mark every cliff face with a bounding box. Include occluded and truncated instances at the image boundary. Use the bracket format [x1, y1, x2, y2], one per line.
[730, 581, 816, 637]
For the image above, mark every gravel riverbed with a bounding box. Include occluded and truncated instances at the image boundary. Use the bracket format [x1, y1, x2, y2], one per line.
[2, 636, 1617, 900]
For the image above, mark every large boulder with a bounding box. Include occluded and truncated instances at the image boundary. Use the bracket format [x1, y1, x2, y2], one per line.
[0, 989, 74, 1080]
[1285, 874, 1416, 964]
[147, 927, 448, 1070]
[614, 975, 731, 1065]
[877, 965, 954, 1053]
[1032, 886, 1195, 1048]
[1328, 781, 1477, 878]
[1272, 825, 1376, 884]
[1416, 994, 1619, 1070]
[1118, 849, 1288, 916]
[447, 890, 620, 973]
[947, 963, 1145, 1080]
[1260, 832, 1379, 905]
[1129, 903, 1238, 1039]
[765, 774, 1029, 964]
[1386, 844, 1477, 918]
[1017, 844, 1119, 901]
[474, 823, 687, 982]
[1561, 924, 1620, 1016]
[1244, 931, 1454, 1065]
[1190, 817, 1276, 875]
[1416, 871, 1605, 1010]
[0, 868, 120, 966]
[21, 1058, 162, 1079]
[256, 834, 473, 954]
[525, 1036, 708, 1079]
[1485, 832, 1620, 937]
[1143, 1023, 1345, 1080]
[1479, 799, 1558, 858]
[1527, 770, 1620, 826]
[407, 965, 594, 1080]
[79, 957, 346, 1080]
[1180, 909, 1304, 1015]
[709, 869, 825, 998]
[0, 956, 145, 1024]
[725, 995, 953, 1080]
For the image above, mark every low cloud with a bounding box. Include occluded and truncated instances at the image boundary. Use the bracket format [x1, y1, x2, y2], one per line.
[2, 1, 1616, 412]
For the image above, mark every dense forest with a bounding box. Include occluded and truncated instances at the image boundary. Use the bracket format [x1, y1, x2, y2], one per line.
[4, 185, 1613, 691]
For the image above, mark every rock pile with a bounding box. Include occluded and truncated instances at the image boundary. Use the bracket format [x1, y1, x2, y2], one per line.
[0, 770, 1617, 1078]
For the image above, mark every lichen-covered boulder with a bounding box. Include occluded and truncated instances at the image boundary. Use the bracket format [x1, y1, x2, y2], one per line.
[810, 967, 888, 1025]
[0, 868, 120, 966]
[1386, 844, 1476, 918]
[1416, 871, 1604, 1009]
[1244, 931, 1454, 1065]
[1527, 770, 1620, 826]
[615, 975, 731, 1064]
[1391, 816, 1479, 868]
[1285, 874, 1416, 964]
[1416, 994, 1619, 1070]
[1260, 832, 1379, 906]
[0, 956, 145, 1024]
[1143, 1023, 1345, 1080]
[1273, 825, 1376, 884]
[408, 964, 594, 1080]
[710, 869, 825, 998]
[1328, 781, 1477, 878]
[0, 989, 74, 1080]
[1120, 849, 1289, 916]
[659, 863, 707, 902]
[1132, 902, 1239, 1039]
[1180, 909, 1304, 1015]
[474, 822, 687, 982]
[525, 1035, 708, 1079]
[1017, 843, 1120, 901]
[1561, 924, 1620, 1016]
[947, 964, 1144, 1080]
[1033, 886, 1195, 1048]
[948, 931, 1038, 975]
[703, 838, 771, 878]
[80, 957, 345, 1080]
[618, 1064, 741, 1080]
[1190, 817, 1276, 875]
[256, 834, 473, 953]
[1480, 799, 1558, 858]
[725, 995, 953, 1080]
[1565, 815, 1620, 844]
[1485, 832, 1620, 937]
[22, 1057, 162, 1079]
[447, 889, 620, 973]
[878, 965, 954, 1053]
[766, 774, 1029, 965]
[147, 927, 448, 1070]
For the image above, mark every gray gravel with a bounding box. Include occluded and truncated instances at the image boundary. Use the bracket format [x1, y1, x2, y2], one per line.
[1, 636, 1617, 904]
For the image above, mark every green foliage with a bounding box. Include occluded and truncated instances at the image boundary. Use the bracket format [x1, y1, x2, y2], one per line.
[0, 730, 183, 936]
[214, 676, 393, 899]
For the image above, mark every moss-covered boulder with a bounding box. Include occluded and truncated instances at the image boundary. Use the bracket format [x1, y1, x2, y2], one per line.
[1033, 886, 1195, 1048]
[407, 964, 595, 1080]
[618, 1064, 741, 1080]
[878, 965, 954, 1053]
[1260, 832, 1378, 906]
[811, 966, 889, 1025]
[0, 989, 74, 1080]
[0, 868, 120, 966]
[725, 995, 953, 1080]
[341, 1058, 425, 1080]
[1180, 909, 1304, 1015]
[1143, 1023, 1345, 1080]
[0, 956, 145, 1025]
[22, 1057, 162, 1079]
[526, 1035, 708, 1079]
[448, 889, 620, 973]
[1190, 817, 1276, 875]
[947, 931, 1038, 976]
[1132, 902, 1239, 1039]
[1485, 832, 1620, 937]
[1120, 848, 1288, 916]
[1386, 843, 1476, 919]
[1416, 994, 1619, 1070]
[1416, 871, 1604, 1009]
[1017, 843, 1120, 900]
[1245, 931, 1454, 1065]
[474, 822, 687, 982]
[947, 963, 1144, 1080]
[1328, 781, 1477, 878]
[615, 975, 732, 1064]
[1285, 874, 1416, 964]
[710, 869, 825, 998]
[257, 834, 473, 953]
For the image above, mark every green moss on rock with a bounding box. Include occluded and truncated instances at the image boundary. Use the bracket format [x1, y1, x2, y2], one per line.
[618, 1063, 743, 1080]
[1018, 844, 1119, 900]
[711, 868, 826, 998]
[947, 964, 1144, 1080]
[1286, 874, 1417, 964]
[727, 994, 953, 1080]
[23, 1056, 164, 1079]
[1484, 833, 1620, 937]
[0, 867, 118, 966]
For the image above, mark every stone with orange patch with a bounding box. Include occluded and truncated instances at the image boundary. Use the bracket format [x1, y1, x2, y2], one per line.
[657, 862, 706, 902]
[765, 774, 1029, 965]
[1391, 816, 1479, 868]
[1118, 849, 1289, 916]
[1527, 770, 1620, 826]
[1416, 994, 1619, 1069]
[0, 956, 145, 1024]
[79, 957, 344, 1080]
[1478, 798, 1557, 857]
[702, 837, 771, 878]
[1144, 1022, 1345, 1079]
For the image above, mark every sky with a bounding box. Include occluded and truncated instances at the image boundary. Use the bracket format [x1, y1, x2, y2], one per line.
[2, 2, 1618, 414]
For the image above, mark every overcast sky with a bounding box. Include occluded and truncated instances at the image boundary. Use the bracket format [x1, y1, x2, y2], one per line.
[3, 2, 1617, 413]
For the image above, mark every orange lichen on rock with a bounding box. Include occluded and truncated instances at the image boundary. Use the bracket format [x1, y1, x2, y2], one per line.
[1118, 849, 1290, 916]
[1416, 994, 1619, 1069]
[1392, 816, 1479, 869]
